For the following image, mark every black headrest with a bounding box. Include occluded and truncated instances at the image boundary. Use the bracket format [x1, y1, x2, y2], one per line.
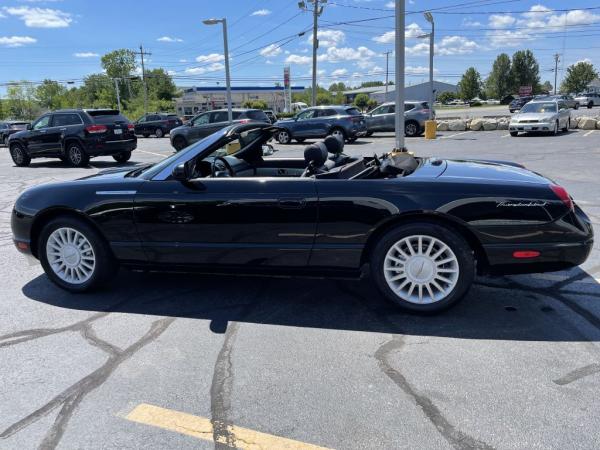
[323, 135, 344, 154]
[304, 144, 328, 167]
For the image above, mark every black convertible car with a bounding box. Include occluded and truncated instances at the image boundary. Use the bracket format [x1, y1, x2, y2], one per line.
[11, 123, 593, 313]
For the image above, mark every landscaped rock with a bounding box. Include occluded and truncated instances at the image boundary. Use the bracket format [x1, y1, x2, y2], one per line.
[578, 117, 597, 130]
[448, 120, 467, 131]
[482, 120, 498, 131]
[436, 121, 449, 131]
[569, 118, 578, 129]
[597, 120, 600, 130]
[497, 120, 509, 130]
[469, 118, 484, 131]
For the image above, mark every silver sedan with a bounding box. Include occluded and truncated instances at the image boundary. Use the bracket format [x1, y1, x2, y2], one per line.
[509, 100, 571, 136]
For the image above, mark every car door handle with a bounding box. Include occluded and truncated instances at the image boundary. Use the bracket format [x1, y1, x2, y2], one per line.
[60, 128, 67, 131]
[278, 198, 305, 209]
[39, 130, 47, 133]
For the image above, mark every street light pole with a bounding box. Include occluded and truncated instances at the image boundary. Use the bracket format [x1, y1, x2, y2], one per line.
[203, 18, 233, 124]
[394, 0, 405, 151]
[424, 12, 434, 120]
[384, 51, 391, 101]
[299, 0, 325, 106]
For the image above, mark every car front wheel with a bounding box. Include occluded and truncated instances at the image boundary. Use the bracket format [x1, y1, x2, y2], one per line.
[39, 217, 117, 292]
[370, 222, 475, 313]
[588, 102, 593, 109]
[155, 128, 164, 138]
[276, 130, 291, 144]
[329, 128, 346, 142]
[405, 121, 420, 137]
[10, 143, 31, 167]
[172, 136, 188, 151]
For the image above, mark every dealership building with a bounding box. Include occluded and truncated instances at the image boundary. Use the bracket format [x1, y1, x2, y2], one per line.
[175, 86, 305, 117]
[343, 81, 459, 104]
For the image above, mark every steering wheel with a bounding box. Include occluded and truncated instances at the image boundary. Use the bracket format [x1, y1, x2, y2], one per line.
[211, 156, 235, 177]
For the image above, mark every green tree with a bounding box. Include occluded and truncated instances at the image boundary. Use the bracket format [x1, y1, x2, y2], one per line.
[145, 68, 177, 101]
[242, 99, 268, 109]
[101, 49, 137, 79]
[437, 91, 455, 104]
[359, 81, 384, 88]
[541, 81, 553, 93]
[560, 61, 598, 93]
[353, 93, 370, 110]
[6, 83, 40, 119]
[510, 50, 540, 93]
[35, 79, 67, 110]
[366, 98, 378, 110]
[458, 67, 482, 101]
[485, 53, 512, 99]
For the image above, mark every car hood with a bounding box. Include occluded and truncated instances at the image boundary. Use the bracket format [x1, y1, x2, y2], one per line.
[439, 159, 550, 185]
[511, 112, 556, 121]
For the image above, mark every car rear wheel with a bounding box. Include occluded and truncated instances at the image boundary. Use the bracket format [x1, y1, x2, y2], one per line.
[66, 142, 89, 167]
[142, 133, 150, 138]
[365, 131, 373, 137]
[10, 143, 31, 167]
[155, 128, 164, 138]
[276, 130, 291, 144]
[112, 151, 131, 163]
[405, 121, 420, 137]
[510, 131, 519, 137]
[370, 223, 475, 313]
[173, 136, 188, 151]
[39, 217, 117, 292]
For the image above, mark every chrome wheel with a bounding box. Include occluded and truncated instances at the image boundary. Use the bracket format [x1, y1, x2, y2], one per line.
[278, 131, 290, 144]
[45, 227, 96, 284]
[11, 147, 24, 164]
[383, 235, 459, 304]
[69, 146, 82, 165]
[405, 122, 419, 137]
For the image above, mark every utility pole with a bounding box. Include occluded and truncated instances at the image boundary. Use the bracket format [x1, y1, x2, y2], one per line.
[135, 45, 152, 114]
[299, 0, 326, 106]
[424, 12, 434, 120]
[113, 78, 121, 111]
[553, 53, 560, 94]
[394, 0, 405, 151]
[384, 51, 391, 101]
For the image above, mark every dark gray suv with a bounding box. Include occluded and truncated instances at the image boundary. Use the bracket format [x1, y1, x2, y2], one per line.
[366, 101, 434, 137]
[273, 105, 367, 144]
[169, 108, 269, 151]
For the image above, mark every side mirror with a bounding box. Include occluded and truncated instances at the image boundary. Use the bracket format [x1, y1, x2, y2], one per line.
[171, 163, 189, 181]
[26, 124, 32, 130]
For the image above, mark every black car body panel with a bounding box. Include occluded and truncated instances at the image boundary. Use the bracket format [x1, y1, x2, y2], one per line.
[509, 96, 534, 112]
[134, 113, 183, 136]
[8, 109, 136, 160]
[12, 124, 593, 277]
[0, 121, 29, 144]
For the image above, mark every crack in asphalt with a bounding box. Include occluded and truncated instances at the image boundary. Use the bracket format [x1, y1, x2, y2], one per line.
[336, 282, 495, 450]
[209, 281, 269, 450]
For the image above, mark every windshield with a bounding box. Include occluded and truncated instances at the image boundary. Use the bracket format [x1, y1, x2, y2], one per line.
[520, 102, 557, 113]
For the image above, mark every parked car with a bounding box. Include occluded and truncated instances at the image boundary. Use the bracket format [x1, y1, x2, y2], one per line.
[169, 108, 269, 151]
[134, 113, 183, 138]
[365, 101, 434, 137]
[12, 122, 593, 313]
[574, 92, 600, 109]
[7, 109, 136, 167]
[273, 105, 367, 144]
[264, 110, 278, 124]
[547, 94, 579, 109]
[509, 99, 571, 136]
[508, 96, 534, 113]
[0, 121, 29, 146]
[485, 98, 501, 105]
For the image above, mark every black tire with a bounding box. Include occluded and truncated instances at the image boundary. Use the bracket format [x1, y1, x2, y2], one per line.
[276, 130, 292, 144]
[552, 120, 559, 136]
[172, 136, 188, 151]
[10, 143, 31, 167]
[510, 131, 519, 137]
[405, 121, 420, 137]
[370, 222, 475, 313]
[562, 119, 569, 133]
[66, 142, 89, 167]
[112, 151, 131, 163]
[38, 216, 118, 292]
[143, 133, 150, 138]
[574, 103, 579, 110]
[365, 131, 373, 137]
[588, 102, 593, 109]
[155, 128, 164, 138]
[347, 137, 358, 143]
[295, 138, 306, 143]
[329, 127, 346, 142]
[1, 135, 6, 146]
[509, 109, 515, 113]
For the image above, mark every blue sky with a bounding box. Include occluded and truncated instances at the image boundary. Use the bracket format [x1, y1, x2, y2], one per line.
[0, 0, 599, 93]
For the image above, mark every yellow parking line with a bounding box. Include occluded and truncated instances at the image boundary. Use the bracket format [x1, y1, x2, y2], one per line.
[125, 403, 332, 450]
[583, 130, 596, 137]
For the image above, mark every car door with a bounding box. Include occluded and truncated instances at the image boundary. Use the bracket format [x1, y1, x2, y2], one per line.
[147, 114, 161, 133]
[188, 112, 212, 142]
[558, 101, 570, 127]
[293, 108, 317, 137]
[26, 115, 52, 155]
[50, 113, 83, 155]
[135, 115, 147, 134]
[367, 105, 387, 131]
[315, 108, 337, 136]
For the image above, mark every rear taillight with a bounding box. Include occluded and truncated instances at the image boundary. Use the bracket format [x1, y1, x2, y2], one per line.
[550, 184, 574, 211]
[127, 124, 134, 130]
[239, 119, 251, 124]
[85, 125, 107, 134]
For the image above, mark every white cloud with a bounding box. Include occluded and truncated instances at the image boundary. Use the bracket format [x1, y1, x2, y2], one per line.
[319, 46, 376, 63]
[331, 68, 348, 77]
[0, 35, 36, 47]
[157, 36, 183, 43]
[179, 58, 188, 63]
[195, 53, 224, 63]
[406, 65, 439, 75]
[385, 1, 394, 8]
[73, 52, 99, 58]
[260, 43, 282, 57]
[167, 70, 176, 75]
[405, 42, 429, 56]
[372, 23, 425, 43]
[285, 54, 311, 65]
[488, 14, 516, 28]
[185, 62, 224, 74]
[307, 29, 345, 48]
[436, 35, 479, 55]
[251, 9, 271, 16]
[3, 6, 71, 28]
[546, 10, 600, 27]
[462, 18, 482, 27]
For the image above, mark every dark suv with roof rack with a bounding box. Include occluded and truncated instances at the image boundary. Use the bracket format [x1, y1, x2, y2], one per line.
[7, 109, 137, 167]
[134, 112, 183, 138]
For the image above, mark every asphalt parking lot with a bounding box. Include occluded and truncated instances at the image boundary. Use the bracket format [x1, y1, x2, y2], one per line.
[1, 128, 600, 449]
